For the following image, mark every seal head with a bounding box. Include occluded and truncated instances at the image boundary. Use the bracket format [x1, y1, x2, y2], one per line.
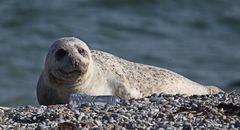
[46, 37, 92, 84]
[37, 37, 95, 105]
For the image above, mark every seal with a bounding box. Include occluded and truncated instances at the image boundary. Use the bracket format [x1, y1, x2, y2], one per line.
[37, 37, 222, 105]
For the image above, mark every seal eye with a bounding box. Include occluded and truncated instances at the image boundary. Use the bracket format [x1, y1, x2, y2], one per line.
[78, 48, 86, 57]
[55, 49, 67, 61]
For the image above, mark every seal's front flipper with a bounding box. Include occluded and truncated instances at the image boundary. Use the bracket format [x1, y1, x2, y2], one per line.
[69, 93, 122, 107]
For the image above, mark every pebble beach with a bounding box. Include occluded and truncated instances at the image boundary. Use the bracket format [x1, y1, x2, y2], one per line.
[0, 92, 239, 130]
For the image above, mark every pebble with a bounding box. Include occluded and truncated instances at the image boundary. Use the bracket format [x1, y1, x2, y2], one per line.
[0, 92, 239, 129]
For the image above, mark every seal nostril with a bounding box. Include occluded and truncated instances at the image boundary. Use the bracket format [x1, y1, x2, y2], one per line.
[75, 62, 78, 69]
[56, 49, 67, 61]
[69, 58, 79, 69]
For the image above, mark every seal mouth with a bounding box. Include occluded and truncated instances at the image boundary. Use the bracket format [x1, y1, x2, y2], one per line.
[59, 69, 82, 75]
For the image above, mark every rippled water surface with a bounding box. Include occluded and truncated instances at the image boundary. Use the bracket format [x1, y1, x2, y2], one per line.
[0, 0, 240, 106]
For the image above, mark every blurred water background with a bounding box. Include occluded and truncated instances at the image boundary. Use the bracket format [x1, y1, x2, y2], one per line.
[0, 0, 240, 107]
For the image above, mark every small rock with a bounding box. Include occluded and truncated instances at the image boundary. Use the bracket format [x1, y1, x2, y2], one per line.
[183, 122, 193, 130]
